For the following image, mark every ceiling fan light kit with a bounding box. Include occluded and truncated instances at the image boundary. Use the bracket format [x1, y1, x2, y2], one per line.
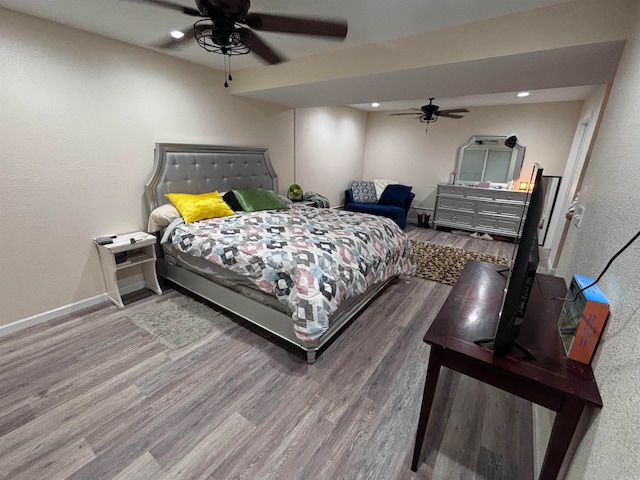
[193, 20, 251, 56]
[126, 0, 348, 87]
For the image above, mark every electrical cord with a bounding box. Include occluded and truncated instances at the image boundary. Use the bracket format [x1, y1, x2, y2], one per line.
[538, 228, 640, 302]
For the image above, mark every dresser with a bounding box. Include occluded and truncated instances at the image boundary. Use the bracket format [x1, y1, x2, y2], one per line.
[433, 184, 528, 238]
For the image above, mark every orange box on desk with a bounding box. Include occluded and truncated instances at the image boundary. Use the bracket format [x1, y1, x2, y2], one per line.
[558, 275, 610, 364]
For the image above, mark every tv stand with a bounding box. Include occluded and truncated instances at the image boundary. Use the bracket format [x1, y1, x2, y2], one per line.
[410, 260, 602, 480]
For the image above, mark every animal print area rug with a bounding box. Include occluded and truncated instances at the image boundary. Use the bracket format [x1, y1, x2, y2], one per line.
[128, 295, 232, 349]
[410, 240, 509, 286]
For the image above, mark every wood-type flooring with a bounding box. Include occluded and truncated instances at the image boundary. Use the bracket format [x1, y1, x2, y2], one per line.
[0, 228, 534, 480]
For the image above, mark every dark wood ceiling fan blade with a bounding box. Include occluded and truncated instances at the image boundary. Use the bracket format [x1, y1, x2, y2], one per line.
[243, 13, 348, 39]
[206, 0, 249, 15]
[250, 32, 285, 64]
[151, 25, 198, 49]
[124, 0, 203, 17]
[439, 108, 469, 114]
[439, 113, 465, 119]
[389, 112, 422, 116]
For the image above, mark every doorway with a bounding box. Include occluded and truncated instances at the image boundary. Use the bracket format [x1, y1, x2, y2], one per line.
[546, 118, 590, 272]
[539, 176, 562, 246]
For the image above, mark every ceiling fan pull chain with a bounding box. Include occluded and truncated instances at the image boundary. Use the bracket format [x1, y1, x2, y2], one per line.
[223, 54, 233, 88]
[224, 55, 229, 88]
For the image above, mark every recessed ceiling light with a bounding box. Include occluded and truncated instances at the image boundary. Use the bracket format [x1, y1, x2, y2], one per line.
[170, 30, 185, 39]
[517, 91, 530, 98]
[371, 102, 380, 108]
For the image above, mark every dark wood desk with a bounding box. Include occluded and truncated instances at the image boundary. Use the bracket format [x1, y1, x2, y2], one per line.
[411, 260, 602, 480]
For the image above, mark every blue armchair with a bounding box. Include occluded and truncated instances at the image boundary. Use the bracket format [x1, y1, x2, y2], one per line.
[344, 185, 415, 229]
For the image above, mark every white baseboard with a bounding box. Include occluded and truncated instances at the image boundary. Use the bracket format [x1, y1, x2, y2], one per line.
[546, 257, 556, 276]
[0, 281, 147, 338]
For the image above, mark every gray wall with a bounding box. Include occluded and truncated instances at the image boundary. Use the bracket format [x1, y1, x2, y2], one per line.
[555, 3, 640, 479]
[0, 9, 293, 325]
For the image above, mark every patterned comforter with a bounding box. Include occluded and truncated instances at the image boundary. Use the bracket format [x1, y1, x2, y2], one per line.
[167, 207, 415, 342]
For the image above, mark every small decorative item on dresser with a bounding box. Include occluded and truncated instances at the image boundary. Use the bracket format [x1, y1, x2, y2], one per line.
[94, 231, 162, 308]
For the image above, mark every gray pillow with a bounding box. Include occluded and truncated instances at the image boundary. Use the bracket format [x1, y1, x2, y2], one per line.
[277, 194, 293, 206]
[350, 180, 378, 203]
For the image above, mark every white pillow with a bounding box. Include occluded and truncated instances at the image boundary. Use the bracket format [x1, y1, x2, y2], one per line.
[147, 203, 182, 233]
[373, 178, 399, 199]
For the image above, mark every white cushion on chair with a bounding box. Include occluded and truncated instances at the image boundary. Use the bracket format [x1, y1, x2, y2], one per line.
[373, 178, 399, 199]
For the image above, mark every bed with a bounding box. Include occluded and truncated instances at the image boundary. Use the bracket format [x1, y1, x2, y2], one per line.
[144, 143, 415, 363]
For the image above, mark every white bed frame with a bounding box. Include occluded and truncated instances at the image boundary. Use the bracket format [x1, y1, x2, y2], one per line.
[144, 143, 395, 363]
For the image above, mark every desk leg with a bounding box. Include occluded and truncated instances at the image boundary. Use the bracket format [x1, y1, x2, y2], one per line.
[540, 398, 584, 480]
[411, 346, 443, 472]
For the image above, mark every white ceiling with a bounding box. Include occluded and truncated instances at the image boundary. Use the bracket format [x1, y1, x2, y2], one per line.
[0, 0, 625, 109]
[350, 86, 599, 113]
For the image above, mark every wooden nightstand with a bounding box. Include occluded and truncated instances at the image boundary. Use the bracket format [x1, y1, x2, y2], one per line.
[95, 232, 162, 308]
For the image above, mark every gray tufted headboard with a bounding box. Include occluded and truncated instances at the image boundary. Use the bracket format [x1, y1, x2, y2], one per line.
[144, 143, 279, 214]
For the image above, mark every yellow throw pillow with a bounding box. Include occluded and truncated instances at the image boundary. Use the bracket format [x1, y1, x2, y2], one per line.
[165, 191, 235, 224]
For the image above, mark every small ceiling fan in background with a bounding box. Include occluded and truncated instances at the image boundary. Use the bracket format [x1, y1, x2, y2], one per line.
[390, 98, 469, 132]
[123, 0, 348, 87]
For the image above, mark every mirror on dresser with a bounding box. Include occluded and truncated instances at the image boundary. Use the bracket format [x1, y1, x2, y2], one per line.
[454, 135, 525, 187]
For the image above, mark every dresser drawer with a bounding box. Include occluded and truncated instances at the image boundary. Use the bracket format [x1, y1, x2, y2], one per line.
[465, 188, 496, 200]
[475, 215, 522, 235]
[435, 209, 474, 228]
[493, 190, 528, 203]
[438, 185, 466, 197]
[437, 197, 476, 213]
[477, 201, 525, 218]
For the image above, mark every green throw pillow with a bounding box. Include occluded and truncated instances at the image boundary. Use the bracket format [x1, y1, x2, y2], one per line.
[233, 189, 288, 212]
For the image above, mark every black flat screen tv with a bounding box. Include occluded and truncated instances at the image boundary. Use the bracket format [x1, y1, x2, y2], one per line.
[490, 163, 545, 357]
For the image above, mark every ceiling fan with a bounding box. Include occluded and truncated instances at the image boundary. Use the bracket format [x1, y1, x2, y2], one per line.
[390, 98, 469, 132]
[124, 0, 348, 86]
